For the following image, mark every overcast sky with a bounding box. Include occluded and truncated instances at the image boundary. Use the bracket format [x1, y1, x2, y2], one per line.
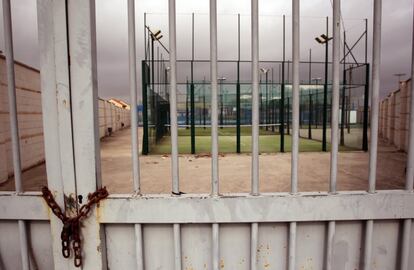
[0, 0, 412, 102]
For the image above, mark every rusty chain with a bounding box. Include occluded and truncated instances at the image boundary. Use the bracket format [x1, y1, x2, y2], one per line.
[41, 186, 108, 267]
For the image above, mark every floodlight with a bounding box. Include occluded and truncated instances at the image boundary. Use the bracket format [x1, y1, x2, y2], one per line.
[315, 34, 333, 44]
[153, 30, 161, 37]
[260, 68, 269, 74]
[151, 30, 163, 40]
[315, 36, 324, 44]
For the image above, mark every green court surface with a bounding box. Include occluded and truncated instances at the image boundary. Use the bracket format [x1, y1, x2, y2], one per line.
[148, 127, 355, 154]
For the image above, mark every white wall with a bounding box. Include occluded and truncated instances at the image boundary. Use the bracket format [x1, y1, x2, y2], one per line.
[0, 56, 131, 183]
[379, 79, 412, 152]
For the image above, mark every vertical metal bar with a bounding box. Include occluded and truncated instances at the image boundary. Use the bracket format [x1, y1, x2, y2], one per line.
[134, 224, 144, 270]
[368, 0, 382, 193]
[3, 1, 30, 269]
[17, 220, 30, 270]
[3, 0, 22, 191]
[237, 14, 241, 154]
[251, 0, 259, 195]
[291, 0, 300, 193]
[400, 219, 412, 270]
[250, 223, 258, 270]
[212, 223, 220, 270]
[400, 8, 414, 268]
[288, 222, 297, 270]
[363, 220, 373, 270]
[190, 13, 195, 154]
[169, 0, 180, 194]
[210, 0, 219, 195]
[326, 2, 339, 258]
[330, 0, 341, 193]
[325, 221, 335, 270]
[68, 0, 107, 267]
[173, 224, 182, 270]
[128, 3, 144, 269]
[37, 1, 72, 267]
[128, 0, 140, 192]
[406, 0, 414, 192]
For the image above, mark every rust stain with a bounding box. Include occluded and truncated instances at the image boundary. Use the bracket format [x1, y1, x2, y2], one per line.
[220, 259, 225, 269]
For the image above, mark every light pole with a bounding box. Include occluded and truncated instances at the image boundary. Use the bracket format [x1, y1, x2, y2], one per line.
[218, 77, 226, 129]
[260, 68, 269, 130]
[315, 18, 333, 152]
[150, 29, 163, 92]
[312, 77, 322, 128]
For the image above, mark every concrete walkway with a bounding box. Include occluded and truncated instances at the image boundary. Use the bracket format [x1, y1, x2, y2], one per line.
[0, 127, 406, 193]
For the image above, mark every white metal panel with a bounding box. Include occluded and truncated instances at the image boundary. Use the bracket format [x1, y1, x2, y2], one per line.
[28, 221, 54, 270]
[105, 225, 136, 270]
[296, 222, 326, 270]
[371, 221, 400, 270]
[0, 221, 54, 270]
[181, 224, 212, 270]
[143, 225, 174, 270]
[257, 223, 288, 270]
[0, 221, 22, 270]
[220, 224, 250, 270]
[333, 221, 363, 270]
[408, 223, 414, 268]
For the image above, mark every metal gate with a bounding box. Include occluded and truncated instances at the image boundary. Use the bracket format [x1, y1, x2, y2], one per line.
[1, 0, 414, 269]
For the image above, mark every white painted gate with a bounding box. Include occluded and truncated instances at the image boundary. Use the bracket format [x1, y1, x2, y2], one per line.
[1, 0, 414, 269]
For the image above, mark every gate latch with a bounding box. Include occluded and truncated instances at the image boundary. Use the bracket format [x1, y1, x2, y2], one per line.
[41, 186, 108, 267]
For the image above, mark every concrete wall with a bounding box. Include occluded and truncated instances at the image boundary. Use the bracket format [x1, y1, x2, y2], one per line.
[379, 79, 412, 151]
[98, 99, 131, 138]
[0, 56, 130, 183]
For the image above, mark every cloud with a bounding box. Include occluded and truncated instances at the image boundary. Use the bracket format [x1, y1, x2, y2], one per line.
[0, 0, 412, 101]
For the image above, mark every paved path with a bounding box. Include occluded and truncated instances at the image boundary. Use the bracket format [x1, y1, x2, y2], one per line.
[1, 127, 406, 193]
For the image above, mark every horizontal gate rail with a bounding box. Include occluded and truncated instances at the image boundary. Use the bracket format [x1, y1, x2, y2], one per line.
[2, 190, 414, 222]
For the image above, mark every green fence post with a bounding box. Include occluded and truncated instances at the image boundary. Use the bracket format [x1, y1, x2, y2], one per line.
[190, 62, 195, 154]
[308, 91, 312, 139]
[362, 64, 370, 151]
[280, 62, 285, 153]
[142, 61, 149, 155]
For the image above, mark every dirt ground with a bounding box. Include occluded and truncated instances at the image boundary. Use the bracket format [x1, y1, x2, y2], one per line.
[0, 127, 406, 194]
